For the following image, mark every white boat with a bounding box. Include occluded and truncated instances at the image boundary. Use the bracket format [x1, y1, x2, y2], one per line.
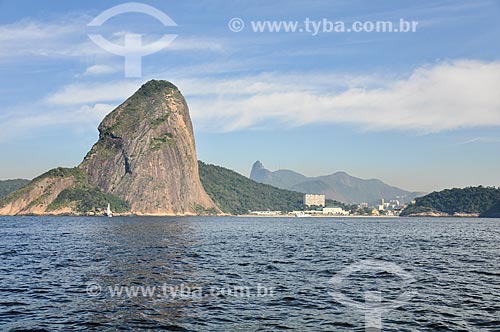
[105, 203, 113, 218]
[295, 212, 311, 218]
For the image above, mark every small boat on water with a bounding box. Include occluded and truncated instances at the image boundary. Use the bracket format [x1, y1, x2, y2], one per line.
[105, 203, 113, 218]
[295, 212, 311, 218]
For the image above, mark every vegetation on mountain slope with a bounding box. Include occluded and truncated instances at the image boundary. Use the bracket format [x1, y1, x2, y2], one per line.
[401, 186, 500, 216]
[0, 179, 30, 199]
[0, 167, 130, 214]
[0, 167, 83, 209]
[2, 162, 356, 215]
[480, 201, 500, 218]
[198, 161, 304, 214]
[47, 186, 130, 213]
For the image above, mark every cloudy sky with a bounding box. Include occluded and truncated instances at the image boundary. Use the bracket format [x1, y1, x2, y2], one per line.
[1, 0, 499, 192]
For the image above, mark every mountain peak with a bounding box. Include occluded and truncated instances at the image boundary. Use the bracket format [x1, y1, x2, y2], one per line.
[79, 81, 219, 215]
[250, 162, 421, 204]
[0, 81, 221, 216]
[252, 160, 265, 171]
[250, 161, 268, 182]
[136, 80, 178, 96]
[95, 80, 185, 139]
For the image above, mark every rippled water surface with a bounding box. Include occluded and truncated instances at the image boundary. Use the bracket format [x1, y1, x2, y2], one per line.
[0, 216, 499, 331]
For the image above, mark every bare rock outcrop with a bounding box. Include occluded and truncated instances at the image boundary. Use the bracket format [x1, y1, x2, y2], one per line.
[0, 80, 220, 216]
[79, 80, 219, 215]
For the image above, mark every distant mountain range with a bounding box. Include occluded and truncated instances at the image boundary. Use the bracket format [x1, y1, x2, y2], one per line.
[250, 161, 424, 204]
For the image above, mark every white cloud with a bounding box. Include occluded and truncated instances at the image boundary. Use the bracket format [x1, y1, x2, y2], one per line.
[184, 60, 500, 133]
[0, 16, 226, 63]
[0, 18, 79, 42]
[0, 17, 91, 60]
[45, 81, 140, 105]
[457, 136, 500, 145]
[19, 59, 500, 136]
[0, 103, 115, 143]
[168, 37, 226, 52]
[83, 64, 119, 76]
[175, 72, 384, 96]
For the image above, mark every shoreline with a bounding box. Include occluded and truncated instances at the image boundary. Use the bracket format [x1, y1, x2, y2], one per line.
[236, 214, 399, 218]
[0, 214, 470, 218]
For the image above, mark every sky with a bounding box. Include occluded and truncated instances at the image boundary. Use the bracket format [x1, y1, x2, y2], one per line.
[0, 0, 499, 192]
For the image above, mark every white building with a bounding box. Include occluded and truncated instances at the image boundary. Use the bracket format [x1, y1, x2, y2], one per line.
[378, 198, 386, 211]
[303, 194, 326, 207]
[323, 207, 349, 215]
[249, 210, 282, 216]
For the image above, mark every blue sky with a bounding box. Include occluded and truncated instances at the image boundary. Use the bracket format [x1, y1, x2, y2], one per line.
[0, 0, 499, 192]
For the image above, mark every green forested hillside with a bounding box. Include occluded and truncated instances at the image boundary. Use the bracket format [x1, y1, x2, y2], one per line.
[199, 161, 304, 214]
[401, 186, 500, 216]
[47, 186, 130, 213]
[0, 179, 30, 199]
[480, 201, 500, 218]
[2, 163, 357, 215]
[0, 168, 129, 214]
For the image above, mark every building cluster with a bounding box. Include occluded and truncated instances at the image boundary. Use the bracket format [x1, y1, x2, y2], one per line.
[362, 198, 407, 216]
[299, 194, 349, 216]
[248, 194, 408, 217]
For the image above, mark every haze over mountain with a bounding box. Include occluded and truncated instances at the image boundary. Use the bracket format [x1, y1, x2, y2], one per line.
[250, 161, 423, 204]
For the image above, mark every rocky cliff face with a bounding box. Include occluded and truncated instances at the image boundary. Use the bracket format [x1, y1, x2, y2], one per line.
[79, 80, 219, 215]
[0, 80, 220, 216]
